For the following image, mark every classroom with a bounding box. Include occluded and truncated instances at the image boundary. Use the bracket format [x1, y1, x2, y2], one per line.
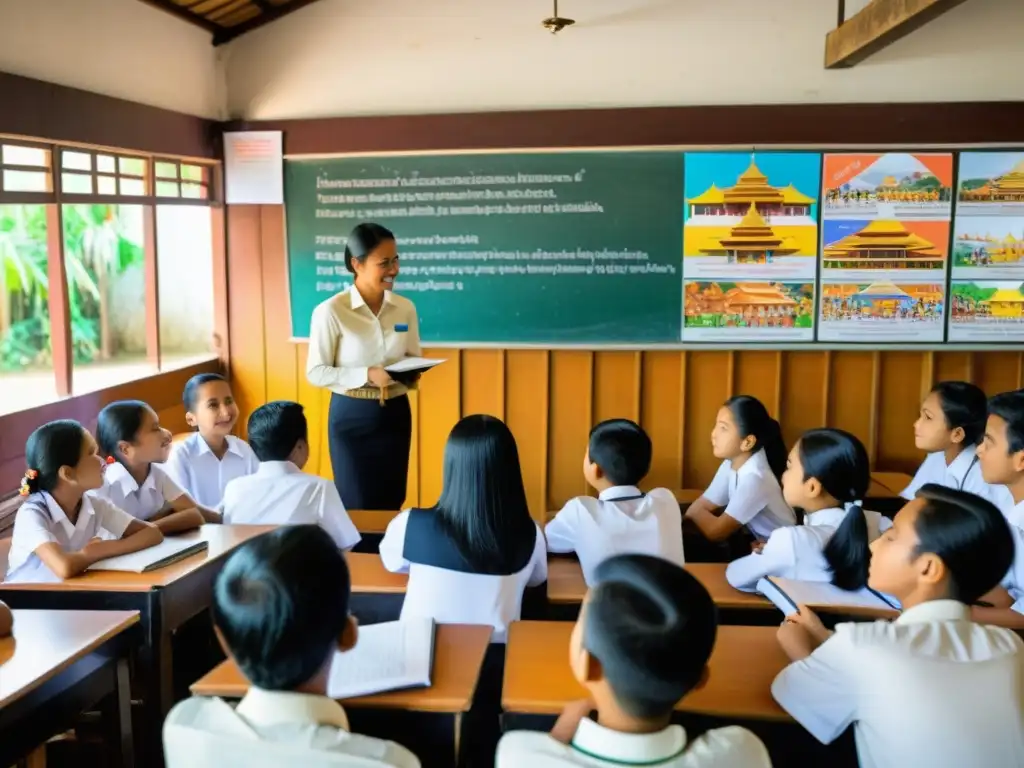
[1, 0, 1024, 766]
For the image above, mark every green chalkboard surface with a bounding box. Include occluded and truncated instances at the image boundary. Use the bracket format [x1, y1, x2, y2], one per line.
[285, 151, 684, 343]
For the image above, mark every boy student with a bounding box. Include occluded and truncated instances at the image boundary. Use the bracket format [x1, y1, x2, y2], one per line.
[496, 554, 771, 767]
[220, 402, 360, 551]
[163, 526, 420, 767]
[772, 485, 1024, 768]
[546, 420, 683, 585]
[164, 373, 260, 509]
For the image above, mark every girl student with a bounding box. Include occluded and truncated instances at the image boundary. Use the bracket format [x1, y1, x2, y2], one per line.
[5, 420, 163, 584]
[684, 395, 796, 550]
[902, 380, 1012, 511]
[726, 428, 892, 592]
[163, 373, 259, 509]
[92, 400, 220, 535]
[379, 414, 547, 642]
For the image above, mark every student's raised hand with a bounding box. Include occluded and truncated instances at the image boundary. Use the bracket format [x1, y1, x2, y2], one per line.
[550, 697, 596, 744]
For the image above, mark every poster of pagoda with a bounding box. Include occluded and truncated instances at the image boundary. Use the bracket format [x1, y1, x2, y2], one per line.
[682, 281, 815, 341]
[949, 281, 1024, 342]
[818, 153, 953, 342]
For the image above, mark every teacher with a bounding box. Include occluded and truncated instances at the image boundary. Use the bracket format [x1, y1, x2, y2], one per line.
[305, 222, 419, 511]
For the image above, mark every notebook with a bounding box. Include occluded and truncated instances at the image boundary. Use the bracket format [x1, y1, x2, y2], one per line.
[385, 357, 446, 385]
[87, 537, 208, 573]
[327, 618, 436, 699]
[756, 576, 901, 619]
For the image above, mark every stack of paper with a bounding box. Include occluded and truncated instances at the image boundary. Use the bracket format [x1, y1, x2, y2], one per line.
[327, 618, 436, 699]
[88, 538, 208, 573]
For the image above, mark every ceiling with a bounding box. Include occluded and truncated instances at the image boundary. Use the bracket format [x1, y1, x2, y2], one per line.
[138, 0, 322, 45]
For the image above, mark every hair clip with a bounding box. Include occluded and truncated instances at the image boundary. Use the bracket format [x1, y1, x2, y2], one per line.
[105, 456, 116, 465]
[19, 469, 38, 497]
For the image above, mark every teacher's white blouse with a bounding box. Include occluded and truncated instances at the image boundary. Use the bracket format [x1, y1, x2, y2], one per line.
[305, 286, 421, 395]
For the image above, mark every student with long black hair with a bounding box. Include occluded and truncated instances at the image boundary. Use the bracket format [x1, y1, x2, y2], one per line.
[685, 395, 796, 545]
[903, 381, 1011, 510]
[727, 428, 891, 591]
[379, 414, 547, 642]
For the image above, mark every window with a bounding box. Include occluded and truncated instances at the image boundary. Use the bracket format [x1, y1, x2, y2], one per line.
[1, 143, 52, 194]
[157, 205, 215, 365]
[155, 159, 211, 200]
[60, 148, 149, 198]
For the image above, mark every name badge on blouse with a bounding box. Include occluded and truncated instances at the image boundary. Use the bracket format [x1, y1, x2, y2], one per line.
[395, 324, 409, 333]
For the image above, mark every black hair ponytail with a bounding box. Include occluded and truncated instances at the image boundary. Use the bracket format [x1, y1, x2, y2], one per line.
[96, 400, 149, 466]
[725, 395, 787, 482]
[23, 420, 88, 495]
[798, 428, 873, 590]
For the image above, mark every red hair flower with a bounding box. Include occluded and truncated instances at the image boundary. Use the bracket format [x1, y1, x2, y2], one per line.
[18, 469, 38, 497]
[105, 456, 116, 465]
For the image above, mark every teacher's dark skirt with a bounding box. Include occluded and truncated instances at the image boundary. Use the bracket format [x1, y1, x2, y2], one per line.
[328, 393, 412, 511]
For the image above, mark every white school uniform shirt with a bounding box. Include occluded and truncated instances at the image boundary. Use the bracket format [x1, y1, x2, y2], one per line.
[999, 520, 1024, 614]
[305, 286, 421, 396]
[379, 510, 548, 642]
[725, 506, 893, 591]
[4, 491, 135, 583]
[91, 462, 186, 521]
[771, 600, 1024, 768]
[220, 461, 360, 550]
[163, 433, 260, 509]
[163, 688, 420, 768]
[900, 445, 1013, 512]
[545, 486, 684, 585]
[701, 450, 796, 539]
[496, 719, 770, 768]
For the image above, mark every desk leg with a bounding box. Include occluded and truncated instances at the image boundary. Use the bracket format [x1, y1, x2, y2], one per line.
[138, 628, 173, 767]
[114, 658, 135, 768]
[453, 713, 461, 767]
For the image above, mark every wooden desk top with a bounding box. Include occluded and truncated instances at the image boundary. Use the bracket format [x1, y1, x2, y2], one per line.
[547, 559, 771, 611]
[0, 525, 276, 593]
[191, 624, 492, 713]
[870, 472, 912, 496]
[349, 510, 400, 534]
[345, 552, 408, 593]
[502, 621, 789, 722]
[0, 609, 139, 709]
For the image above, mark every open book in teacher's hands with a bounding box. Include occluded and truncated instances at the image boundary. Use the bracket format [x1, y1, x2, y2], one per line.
[385, 357, 446, 386]
[327, 618, 436, 699]
[756, 576, 901, 620]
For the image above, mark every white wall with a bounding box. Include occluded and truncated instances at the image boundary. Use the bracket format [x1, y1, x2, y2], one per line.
[223, 0, 1024, 120]
[0, 0, 223, 118]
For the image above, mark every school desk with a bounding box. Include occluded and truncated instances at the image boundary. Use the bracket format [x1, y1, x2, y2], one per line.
[0, 524, 275, 766]
[870, 472, 913, 495]
[345, 551, 408, 624]
[190, 624, 493, 768]
[0, 609, 140, 767]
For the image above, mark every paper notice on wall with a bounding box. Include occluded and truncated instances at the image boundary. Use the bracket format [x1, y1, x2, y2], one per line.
[225, 131, 284, 204]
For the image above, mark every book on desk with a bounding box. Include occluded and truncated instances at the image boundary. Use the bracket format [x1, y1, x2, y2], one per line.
[328, 618, 436, 699]
[757, 576, 901, 619]
[87, 537, 209, 573]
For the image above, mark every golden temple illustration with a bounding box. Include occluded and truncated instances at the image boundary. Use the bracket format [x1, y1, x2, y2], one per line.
[960, 159, 1024, 203]
[985, 289, 1024, 317]
[696, 203, 802, 264]
[822, 282, 943, 319]
[687, 156, 815, 218]
[822, 220, 944, 270]
[956, 233, 1024, 264]
[685, 282, 805, 315]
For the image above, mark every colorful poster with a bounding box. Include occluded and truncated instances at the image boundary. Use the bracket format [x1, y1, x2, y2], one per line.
[949, 281, 1024, 342]
[952, 153, 1024, 286]
[682, 152, 820, 340]
[683, 281, 815, 341]
[818, 153, 953, 342]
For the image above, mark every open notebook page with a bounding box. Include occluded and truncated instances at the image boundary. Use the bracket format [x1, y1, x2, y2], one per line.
[757, 576, 901, 619]
[327, 618, 435, 699]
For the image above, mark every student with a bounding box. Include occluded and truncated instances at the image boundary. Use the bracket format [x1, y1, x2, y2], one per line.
[772, 484, 1024, 767]
[684, 395, 796, 543]
[902, 381, 1011, 511]
[726, 428, 892, 592]
[221, 401, 360, 551]
[5, 420, 163, 584]
[379, 414, 546, 642]
[495, 554, 770, 767]
[92, 400, 218, 534]
[163, 525, 419, 768]
[0, 600, 12, 636]
[163, 373, 259, 509]
[546, 419, 683, 585]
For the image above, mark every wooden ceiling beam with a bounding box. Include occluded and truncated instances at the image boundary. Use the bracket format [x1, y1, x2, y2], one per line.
[825, 0, 970, 68]
[213, 0, 323, 44]
[135, 0, 220, 33]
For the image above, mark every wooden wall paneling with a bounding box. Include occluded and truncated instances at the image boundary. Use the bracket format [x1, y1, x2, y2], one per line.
[318, 388, 334, 482]
[547, 351, 595, 508]
[933, 351, 973, 383]
[682, 351, 730, 489]
[875, 352, 925, 473]
[295, 343, 326, 477]
[259, 206, 298, 405]
[820, 351, 833, 425]
[226, 206, 267, 438]
[592, 351, 642, 425]
[45, 204, 72, 397]
[406, 390, 421, 508]
[779, 352, 828, 450]
[828, 351, 877, 458]
[416, 349, 462, 507]
[920, 351, 935, 400]
[973, 351, 1023, 397]
[505, 350, 550, 521]
[460, 349, 505, 420]
[210, 206, 230, 366]
[640, 351, 684, 492]
[733, 351, 782, 420]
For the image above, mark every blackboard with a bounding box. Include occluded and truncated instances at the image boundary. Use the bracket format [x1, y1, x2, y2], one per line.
[285, 151, 685, 343]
